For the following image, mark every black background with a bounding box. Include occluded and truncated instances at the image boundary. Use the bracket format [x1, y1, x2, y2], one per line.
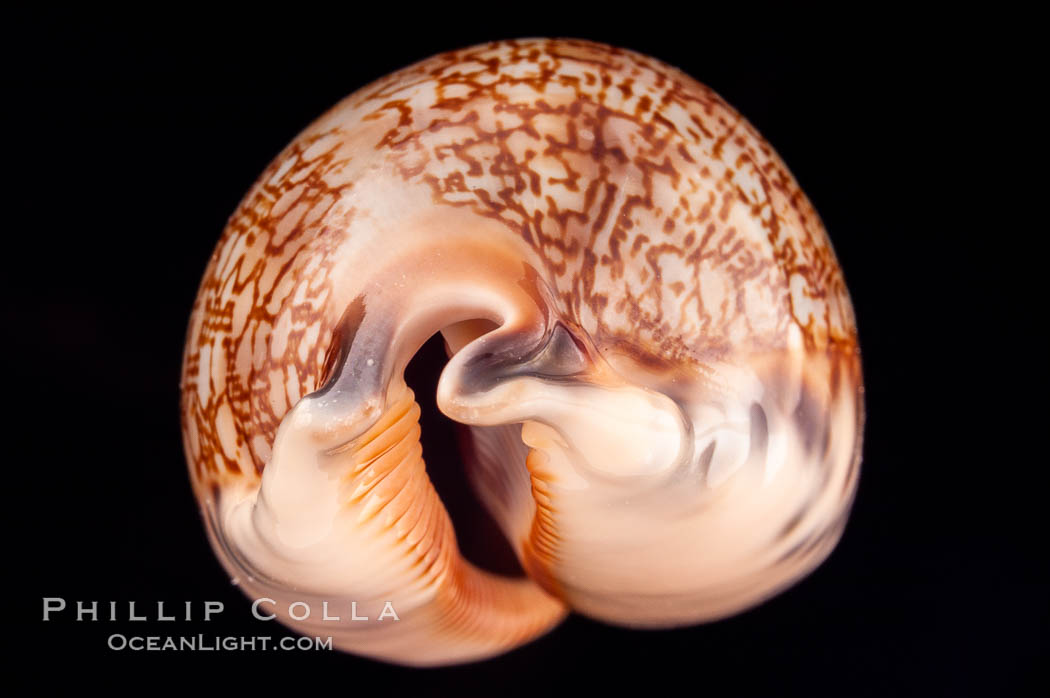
[6, 6, 1041, 696]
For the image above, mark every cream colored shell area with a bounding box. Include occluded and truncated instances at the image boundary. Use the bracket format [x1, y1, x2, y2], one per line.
[180, 39, 863, 666]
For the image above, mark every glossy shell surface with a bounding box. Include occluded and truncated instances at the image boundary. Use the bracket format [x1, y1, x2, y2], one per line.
[181, 38, 863, 666]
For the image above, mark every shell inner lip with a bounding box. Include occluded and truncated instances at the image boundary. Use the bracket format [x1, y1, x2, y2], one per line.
[406, 331, 529, 578]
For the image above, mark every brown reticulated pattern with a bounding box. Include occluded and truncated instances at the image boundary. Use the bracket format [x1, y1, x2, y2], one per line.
[181, 39, 857, 489]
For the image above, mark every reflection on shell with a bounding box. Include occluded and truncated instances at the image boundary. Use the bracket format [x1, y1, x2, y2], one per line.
[181, 38, 863, 666]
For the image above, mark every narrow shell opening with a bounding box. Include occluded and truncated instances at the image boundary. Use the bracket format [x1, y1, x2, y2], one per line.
[404, 327, 525, 578]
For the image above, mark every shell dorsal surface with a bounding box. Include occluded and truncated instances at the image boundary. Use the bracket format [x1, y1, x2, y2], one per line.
[181, 38, 863, 666]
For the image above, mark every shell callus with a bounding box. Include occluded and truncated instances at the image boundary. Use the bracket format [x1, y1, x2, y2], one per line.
[181, 38, 863, 666]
